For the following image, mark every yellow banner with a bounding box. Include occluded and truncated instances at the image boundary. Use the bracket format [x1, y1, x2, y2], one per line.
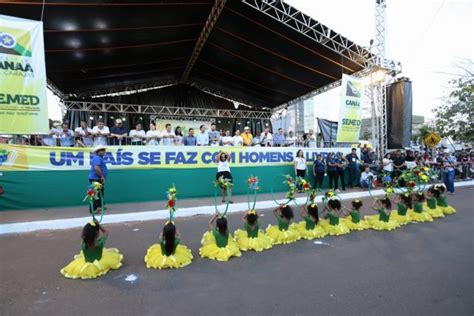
[0, 144, 356, 171]
[336, 74, 364, 143]
[0, 15, 48, 134]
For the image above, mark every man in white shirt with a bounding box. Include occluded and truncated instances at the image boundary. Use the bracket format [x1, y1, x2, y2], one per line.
[221, 130, 233, 146]
[92, 121, 110, 146]
[232, 129, 243, 147]
[146, 121, 161, 145]
[196, 125, 209, 146]
[58, 122, 75, 147]
[286, 130, 296, 147]
[74, 120, 93, 147]
[161, 123, 175, 146]
[129, 122, 146, 145]
[42, 119, 58, 146]
[260, 127, 273, 147]
[307, 129, 317, 147]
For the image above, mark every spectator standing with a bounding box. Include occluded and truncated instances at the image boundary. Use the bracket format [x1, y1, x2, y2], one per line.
[129, 123, 146, 145]
[307, 129, 317, 147]
[360, 165, 375, 189]
[196, 125, 209, 146]
[208, 123, 220, 146]
[260, 127, 273, 147]
[146, 122, 161, 145]
[326, 153, 338, 191]
[286, 131, 296, 147]
[174, 126, 184, 146]
[443, 153, 457, 194]
[92, 121, 110, 146]
[232, 130, 243, 147]
[110, 119, 128, 146]
[58, 122, 74, 147]
[161, 124, 175, 146]
[294, 149, 307, 192]
[242, 126, 253, 146]
[335, 152, 347, 191]
[88, 146, 108, 213]
[75, 120, 93, 147]
[221, 130, 233, 146]
[313, 154, 326, 189]
[42, 119, 58, 146]
[183, 128, 197, 146]
[345, 148, 360, 189]
[273, 128, 286, 147]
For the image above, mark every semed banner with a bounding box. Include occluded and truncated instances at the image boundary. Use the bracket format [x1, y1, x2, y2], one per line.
[0, 15, 48, 134]
[336, 74, 364, 143]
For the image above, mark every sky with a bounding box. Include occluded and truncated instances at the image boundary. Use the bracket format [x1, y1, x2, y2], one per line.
[48, 0, 473, 121]
[285, 0, 473, 121]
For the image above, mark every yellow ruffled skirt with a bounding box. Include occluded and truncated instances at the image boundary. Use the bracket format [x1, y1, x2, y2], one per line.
[290, 221, 327, 240]
[341, 218, 370, 231]
[391, 212, 412, 225]
[408, 210, 433, 223]
[319, 219, 351, 236]
[144, 244, 193, 269]
[439, 205, 456, 215]
[265, 224, 300, 245]
[365, 215, 400, 231]
[60, 248, 123, 279]
[234, 229, 273, 252]
[423, 203, 445, 218]
[199, 232, 241, 261]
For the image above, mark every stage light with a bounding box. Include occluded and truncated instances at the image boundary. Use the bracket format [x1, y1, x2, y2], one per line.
[139, 117, 143, 120]
[99, 115, 103, 119]
[89, 116, 94, 120]
[218, 120, 221, 123]
[122, 118, 126, 121]
[111, 116, 115, 119]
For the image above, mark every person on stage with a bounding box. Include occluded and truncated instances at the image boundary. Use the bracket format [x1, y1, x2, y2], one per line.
[234, 210, 273, 252]
[146, 121, 161, 145]
[144, 222, 193, 269]
[88, 146, 107, 213]
[408, 192, 434, 223]
[216, 151, 233, 203]
[342, 200, 370, 231]
[174, 126, 184, 146]
[294, 149, 307, 193]
[232, 129, 244, 147]
[129, 122, 146, 146]
[265, 204, 300, 245]
[291, 203, 327, 240]
[365, 197, 400, 231]
[61, 220, 123, 279]
[242, 126, 253, 146]
[199, 214, 241, 261]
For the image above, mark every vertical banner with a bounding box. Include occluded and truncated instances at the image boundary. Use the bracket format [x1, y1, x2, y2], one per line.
[336, 74, 364, 143]
[317, 118, 338, 145]
[0, 15, 48, 134]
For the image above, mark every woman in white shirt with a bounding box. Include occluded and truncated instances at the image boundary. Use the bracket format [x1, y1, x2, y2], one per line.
[146, 122, 161, 145]
[174, 126, 184, 146]
[382, 153, 393, 174]
[216, 151, 233, 203]
[221, 130, 233, 146]
[294, 149, 307, 192]
[232, 129, 243, 147]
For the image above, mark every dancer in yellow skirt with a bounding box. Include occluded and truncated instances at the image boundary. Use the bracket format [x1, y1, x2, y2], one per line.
[145, 222, 193, 269]
[366, 197, 400, 231]
[61, 220, 123, 279]
[424, 186, 445, 218]
[200, 214, 241, 261]
[342, 200, 370, 231]
[320, 197, 351, 236]
[266, 204, 300, 244]
[408, 192, 433, 223]
[434, 184, 456, 215]
[291, 203, 327, 240]
[234, 210, 273, 252]
[391, 193, 413, 225]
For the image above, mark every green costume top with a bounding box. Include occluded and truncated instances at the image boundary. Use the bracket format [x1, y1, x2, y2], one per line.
[397, 203, 408, 216]
[160, 237, 180, 255]
[81, 236, 106, 262]
[350, 211, 361, 223]
[426, 197, 437, 209]
[213, 229, 229, 248]
[377, 208, 390, 222]
[277, 216, 290, 231]
[326, 212, 340, 226]
[414, 202, 424, 213]
[304, 216, 316, 230]
[244, 222, 259, 238]
[436, 195, 448, 207]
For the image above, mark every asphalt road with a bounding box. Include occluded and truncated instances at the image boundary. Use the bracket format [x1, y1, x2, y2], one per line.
[1, 187, 473, 316]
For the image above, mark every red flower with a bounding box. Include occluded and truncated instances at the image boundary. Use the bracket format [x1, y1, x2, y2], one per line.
[87, 189, 95, 196]
[409, 181, 415, 188]
[303, 183, 310, 189]
[414, 170, 420, 175]
[167, 200, 175, 208]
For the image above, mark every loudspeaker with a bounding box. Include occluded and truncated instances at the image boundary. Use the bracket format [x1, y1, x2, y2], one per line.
[386, 79, 413, 149]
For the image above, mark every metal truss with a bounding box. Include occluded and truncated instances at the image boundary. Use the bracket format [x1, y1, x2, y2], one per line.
[374, 0, 386, 59]
[64, 101, 271, 119]
[190, 81, 260, 109]
[47, 79, 65, 100]
[181, 0, 227, 82]
[67, 80, 179, 98]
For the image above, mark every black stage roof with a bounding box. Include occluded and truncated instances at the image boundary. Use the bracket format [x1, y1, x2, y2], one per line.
[1, 0, 369, 109]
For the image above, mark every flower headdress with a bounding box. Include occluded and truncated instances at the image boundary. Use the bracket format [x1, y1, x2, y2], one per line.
[215, 176, 233, 191]
[166, 185, 177, 223]
[247, 175, 259, 210]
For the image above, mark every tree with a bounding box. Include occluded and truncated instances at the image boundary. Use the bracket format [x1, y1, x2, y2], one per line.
[433, 61, 474, 143]
[412, 124, 431, 145]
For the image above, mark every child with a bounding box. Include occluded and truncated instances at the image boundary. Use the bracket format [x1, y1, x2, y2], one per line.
[391, 193, 413, 225]
[319, 199, 351, 236]
[61, 220, 123, 279]
[291, 203, 327, 240]
[144, 222, 193, 269]
[234, 210, 273, 252]
[434, 184, 456, 215]
[265, 204, 300, 244]
[424, 186, 445, 218]
[199, 214, 241, 261]
[408, 192, 434, 223]
[365, 197, 400, 231]
[342, 200, 370, 231]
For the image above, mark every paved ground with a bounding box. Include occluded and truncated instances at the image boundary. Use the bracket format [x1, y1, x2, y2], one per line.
[0, 187, 473, 316]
